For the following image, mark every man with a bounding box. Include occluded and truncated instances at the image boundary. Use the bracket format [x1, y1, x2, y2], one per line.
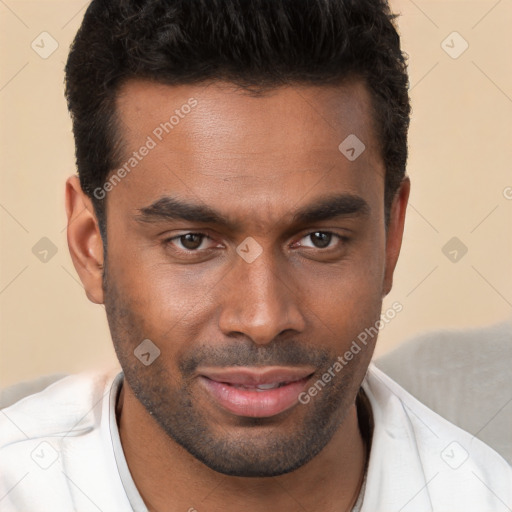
[0, 0, 510, 511]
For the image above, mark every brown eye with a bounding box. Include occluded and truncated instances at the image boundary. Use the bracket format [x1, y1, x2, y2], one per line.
[309, 232, 332, 248]
[293, 231, 347, 252]
[162, 232, 223, 259]
[178, 233, 205, 250]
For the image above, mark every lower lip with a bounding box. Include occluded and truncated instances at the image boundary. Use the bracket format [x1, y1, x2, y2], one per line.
[199, 375, 312, 418]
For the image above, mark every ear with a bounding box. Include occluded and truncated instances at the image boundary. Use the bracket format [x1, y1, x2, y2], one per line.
[382, 177, 410, 297]
[65, 175, 105, 304]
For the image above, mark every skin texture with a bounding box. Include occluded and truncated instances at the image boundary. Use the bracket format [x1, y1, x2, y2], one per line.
[65, 78, 410, 512]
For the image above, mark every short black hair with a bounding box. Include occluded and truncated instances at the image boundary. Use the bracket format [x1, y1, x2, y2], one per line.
[65, 0, 410, 239]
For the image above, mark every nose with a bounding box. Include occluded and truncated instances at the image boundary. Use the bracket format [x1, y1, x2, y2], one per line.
[218, 247, 306, 345]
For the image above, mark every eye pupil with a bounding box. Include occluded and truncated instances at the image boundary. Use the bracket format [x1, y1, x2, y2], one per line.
[311, 232, 331, 248]
[181, 233, 203, 250]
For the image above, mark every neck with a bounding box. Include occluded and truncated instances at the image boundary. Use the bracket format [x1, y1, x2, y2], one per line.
[117, 380, 368, 512]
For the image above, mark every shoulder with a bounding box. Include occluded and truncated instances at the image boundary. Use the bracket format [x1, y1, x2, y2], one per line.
[0, 367, 125, 511]
[361, 364, 512, 512]
[0, 368, 118, 442]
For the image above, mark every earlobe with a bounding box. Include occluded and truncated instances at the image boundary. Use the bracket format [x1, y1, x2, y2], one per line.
[382, 177, 410, 297]
[65, 175, 105, 304]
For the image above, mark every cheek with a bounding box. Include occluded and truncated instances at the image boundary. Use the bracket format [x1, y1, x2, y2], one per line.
[109, 247, 225, 344]
[304, 266, 383, 325]
[296, 244, 386, 339]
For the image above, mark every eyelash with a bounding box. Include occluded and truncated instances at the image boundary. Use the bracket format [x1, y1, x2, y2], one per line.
[162, 231, 348, 254]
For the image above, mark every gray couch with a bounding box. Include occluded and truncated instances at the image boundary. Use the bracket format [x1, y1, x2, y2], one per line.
[375, 318, 512, 465]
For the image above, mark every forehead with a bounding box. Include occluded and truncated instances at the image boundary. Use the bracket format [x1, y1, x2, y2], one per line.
[109, 79, 384, 225]
[115, 78, 378, 151]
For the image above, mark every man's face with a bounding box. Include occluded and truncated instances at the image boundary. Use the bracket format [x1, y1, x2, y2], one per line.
[99, 79, 406, 477]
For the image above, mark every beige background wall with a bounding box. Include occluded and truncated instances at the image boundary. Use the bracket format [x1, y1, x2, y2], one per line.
[1, 0, 511, 388]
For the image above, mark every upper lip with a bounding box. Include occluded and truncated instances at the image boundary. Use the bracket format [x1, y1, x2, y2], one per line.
[199, 366, 315, 386]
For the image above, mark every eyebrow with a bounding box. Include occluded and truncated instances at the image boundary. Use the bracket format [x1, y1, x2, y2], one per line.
[135, 193, 370, 230]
